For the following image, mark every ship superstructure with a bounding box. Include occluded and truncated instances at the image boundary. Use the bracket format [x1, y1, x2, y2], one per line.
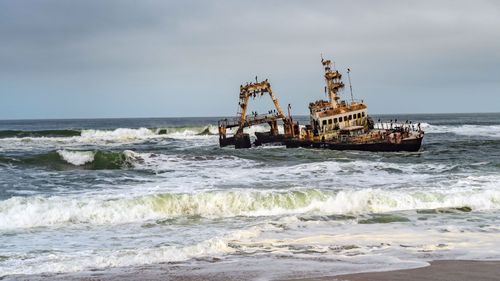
[308, 57, 370, 141]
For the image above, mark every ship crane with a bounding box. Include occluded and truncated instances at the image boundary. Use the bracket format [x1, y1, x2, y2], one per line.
[218, 79, 295, 148]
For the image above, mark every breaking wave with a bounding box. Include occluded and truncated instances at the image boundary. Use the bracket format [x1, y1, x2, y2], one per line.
[2, 123, 499, 140]
[1, 188, 499, 229]
[0, 149, 254, 171]
[0, 150, 139, 170]
[373, 122, 500, 138]
[0, 129, 81, 138]
[421, 123, 500, 138]
[0, 126, 219, 140]
[56, 150, 95, 166]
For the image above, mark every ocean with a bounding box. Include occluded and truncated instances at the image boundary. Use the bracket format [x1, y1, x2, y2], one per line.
[0, 113, 499, 279]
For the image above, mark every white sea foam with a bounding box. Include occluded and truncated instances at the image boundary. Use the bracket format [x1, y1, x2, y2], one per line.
[3, 204, 500, 277]
[0, 226, 261, 276]
[161, 125, 219, 138]
[56, 150, 95, 166]
[421, 123, 500, 138]
[1, 187, 499, 230]
[95, 153, 495, 198]
[80, 128, 156, 141]
[130, 152, 257, 173]
[0, 126, 220, 153]
[141, 156, 465, 191]
[373, 122, 500, 138]
[78, 126, 217, 142]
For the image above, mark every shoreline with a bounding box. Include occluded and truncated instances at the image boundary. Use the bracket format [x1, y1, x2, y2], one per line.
[6, 260, 500, 281]
[291, 260, 500, 281]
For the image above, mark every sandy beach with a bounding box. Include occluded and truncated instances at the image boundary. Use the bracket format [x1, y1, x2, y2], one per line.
[298, 260, 500, 281]
[6, 260, 499, 281]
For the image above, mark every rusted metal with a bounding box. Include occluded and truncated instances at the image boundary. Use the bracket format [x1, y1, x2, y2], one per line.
[219, 56, 424, 152]
[218, 79, 296, 148]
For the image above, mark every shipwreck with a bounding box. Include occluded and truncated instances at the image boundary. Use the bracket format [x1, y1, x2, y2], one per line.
[218, 57, 424, 152]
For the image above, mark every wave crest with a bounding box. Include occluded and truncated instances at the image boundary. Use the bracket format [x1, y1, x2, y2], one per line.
[0, 150, 137, 170]
[1, 188, 499, 230]
[0, 126, 219, 141]
[421, 123, 500, 138]
[0, 129, 81, 138]
[56, 150, 95, 166]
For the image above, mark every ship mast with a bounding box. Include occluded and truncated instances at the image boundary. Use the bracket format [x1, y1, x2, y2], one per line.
[321, 56, 345, 109]
[347, 68, 354, 103]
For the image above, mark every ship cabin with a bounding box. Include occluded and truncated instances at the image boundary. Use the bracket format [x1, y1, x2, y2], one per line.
[309, 99, 368, 141]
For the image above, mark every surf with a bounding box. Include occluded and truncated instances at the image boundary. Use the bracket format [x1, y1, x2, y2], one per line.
[0, 129, 81, 138]
[1, 187, 499, 230]
[422, 123, 500, 138]
[0, 126, 219, 140]
[0, 150, 137, 170]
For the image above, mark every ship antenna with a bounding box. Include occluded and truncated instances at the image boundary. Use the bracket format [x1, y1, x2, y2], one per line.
[347, 68, 354, 103]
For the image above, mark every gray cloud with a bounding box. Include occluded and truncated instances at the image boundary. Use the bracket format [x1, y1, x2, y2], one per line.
[1, 0, 499, 119]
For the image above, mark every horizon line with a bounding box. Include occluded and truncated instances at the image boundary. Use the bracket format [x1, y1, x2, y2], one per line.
[1, 112, 499, 122]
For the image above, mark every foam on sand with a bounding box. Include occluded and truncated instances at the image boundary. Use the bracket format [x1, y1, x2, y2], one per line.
[0, 226, 261, 276]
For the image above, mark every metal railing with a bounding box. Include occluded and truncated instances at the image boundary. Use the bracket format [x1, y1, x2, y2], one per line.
[374, 120, 423, 132]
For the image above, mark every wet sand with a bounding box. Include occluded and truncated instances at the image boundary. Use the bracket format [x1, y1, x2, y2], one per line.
[7, 260, 500, 281]
[293, 260, 500, 281]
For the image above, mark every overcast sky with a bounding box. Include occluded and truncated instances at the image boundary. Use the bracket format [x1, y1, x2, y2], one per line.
[1, 0, 499, 119]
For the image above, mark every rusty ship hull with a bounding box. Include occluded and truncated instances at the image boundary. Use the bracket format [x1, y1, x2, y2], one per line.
[283, 135, 423, 152]
[254, 131, 289, 146]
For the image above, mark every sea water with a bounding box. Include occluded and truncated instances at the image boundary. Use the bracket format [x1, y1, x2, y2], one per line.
[0, 113, 499, 278]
